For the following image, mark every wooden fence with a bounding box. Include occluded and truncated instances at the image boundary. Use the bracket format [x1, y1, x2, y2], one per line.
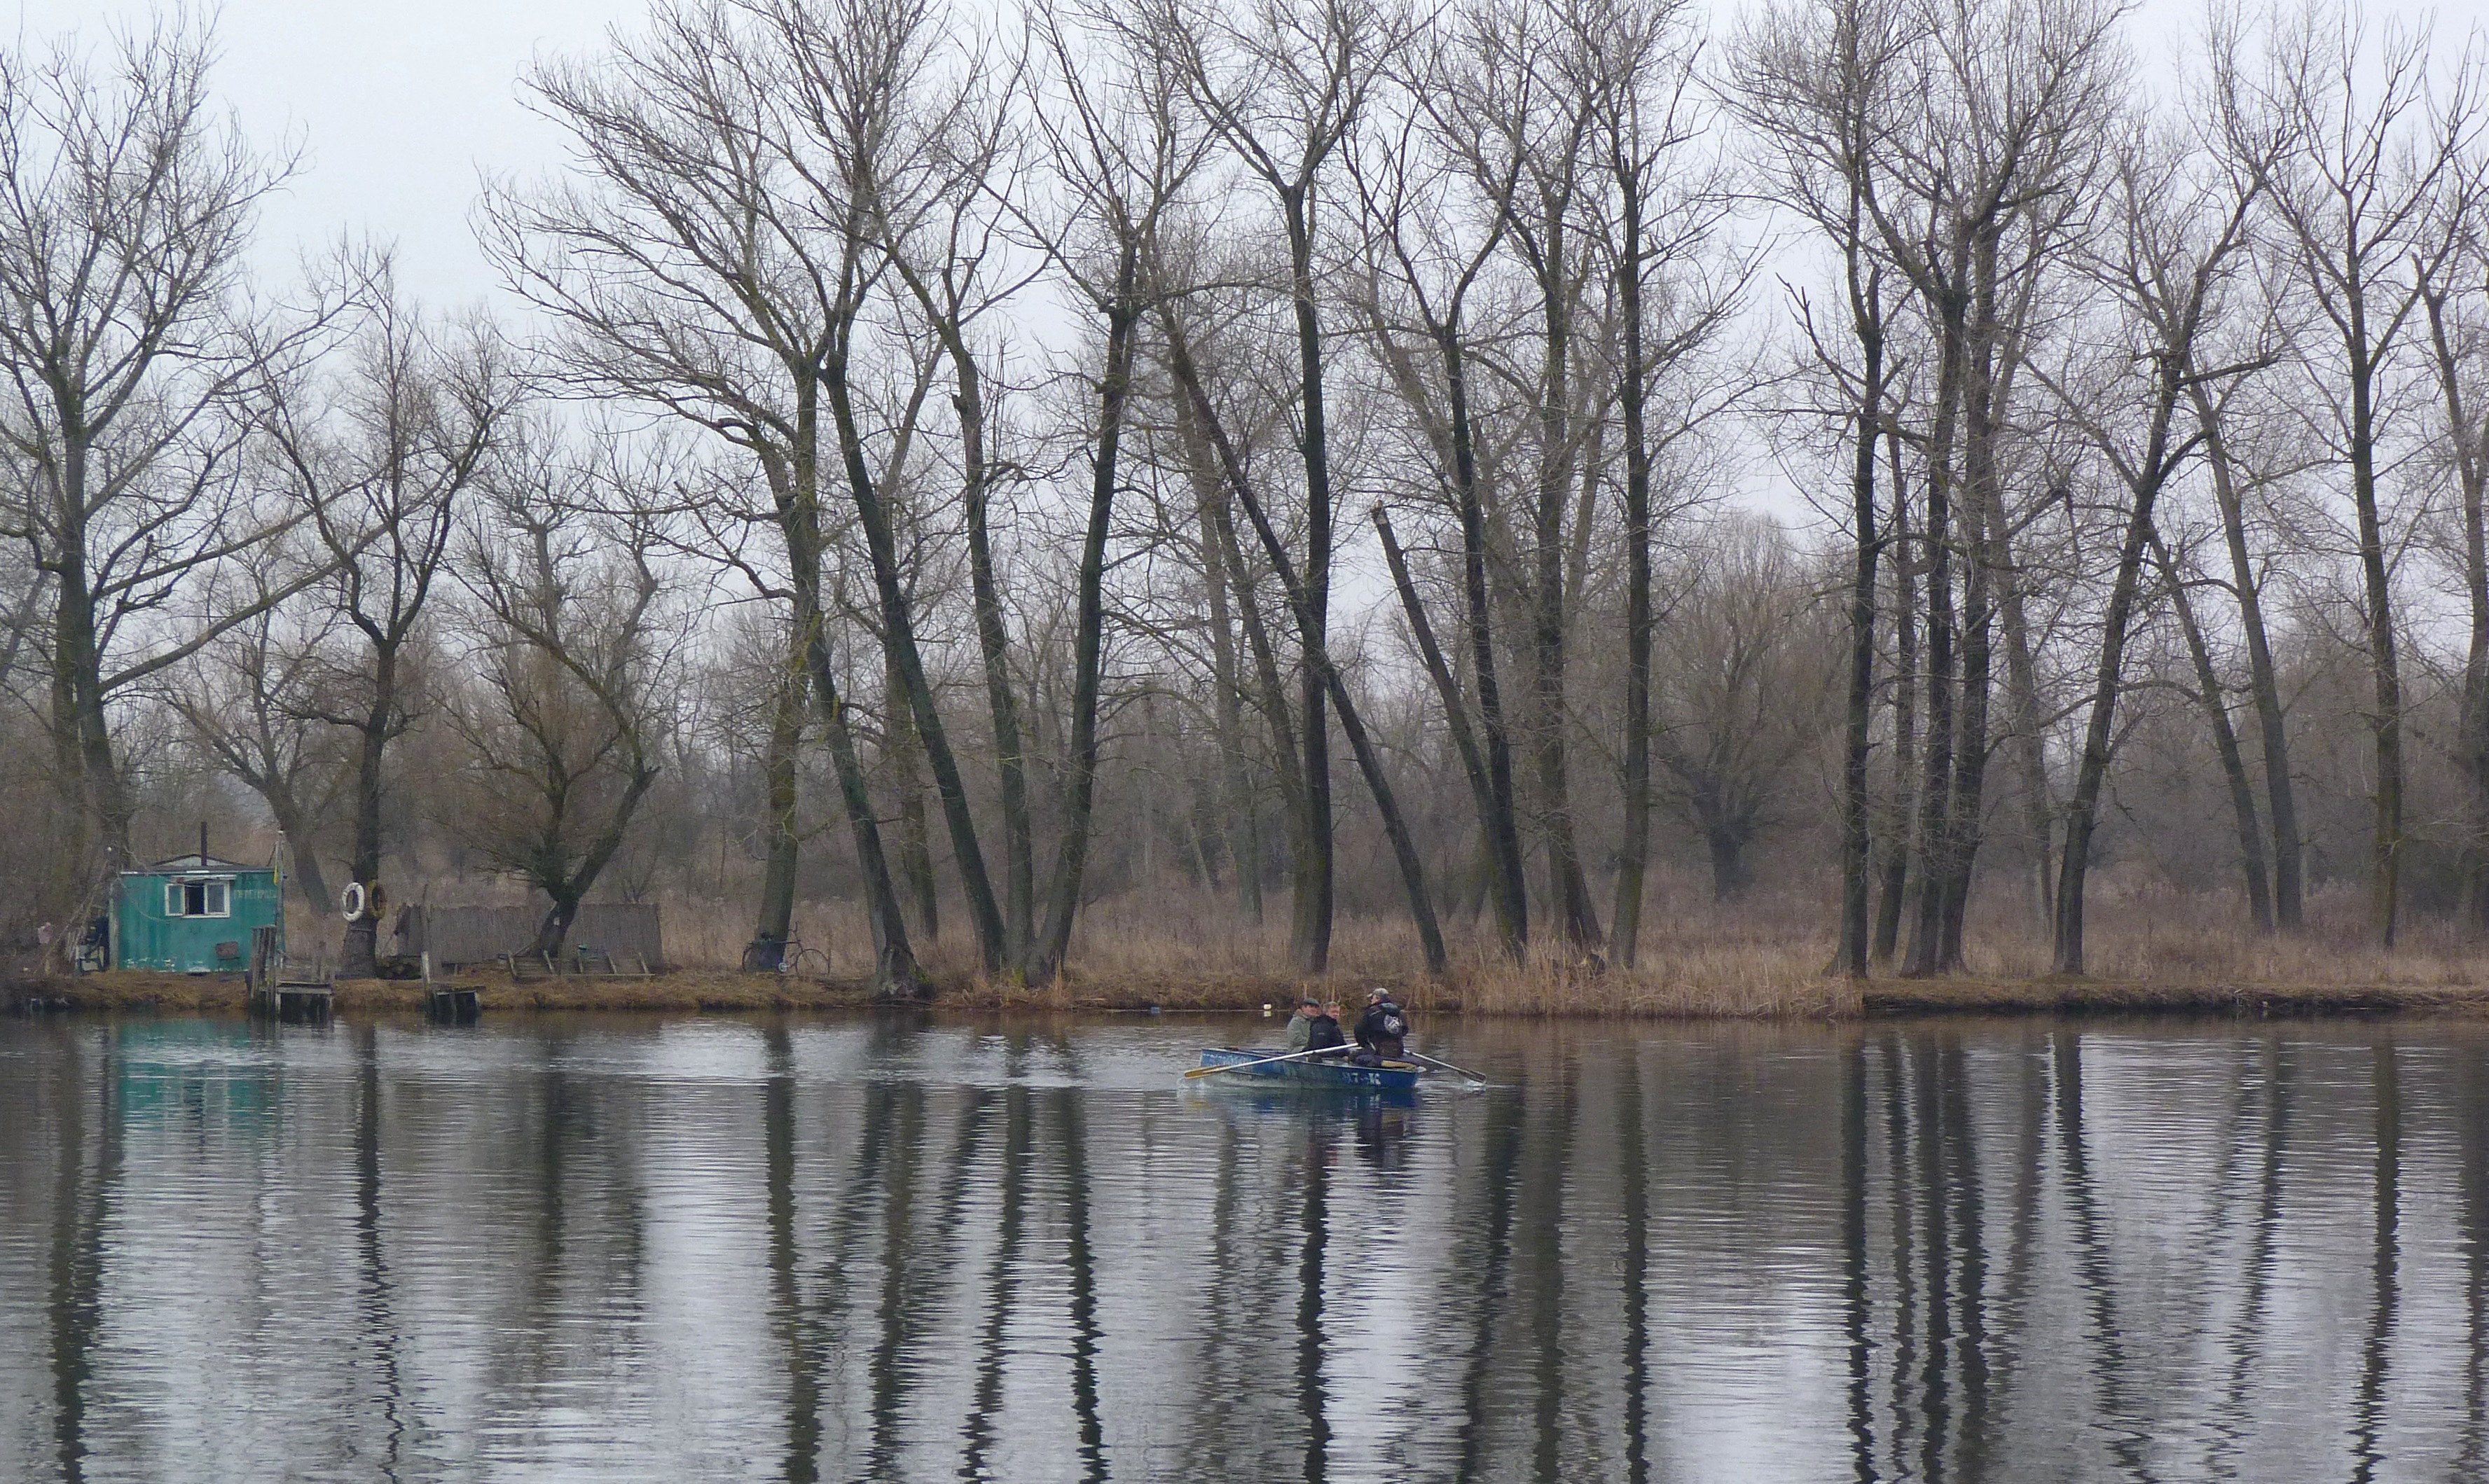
[397, 903, 664, 969]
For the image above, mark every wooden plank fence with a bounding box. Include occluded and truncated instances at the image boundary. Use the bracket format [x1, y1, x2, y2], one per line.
[397, 904, 663, 970]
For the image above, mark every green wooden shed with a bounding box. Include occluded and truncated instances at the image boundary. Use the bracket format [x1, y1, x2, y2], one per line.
[111, 850, 284, 973]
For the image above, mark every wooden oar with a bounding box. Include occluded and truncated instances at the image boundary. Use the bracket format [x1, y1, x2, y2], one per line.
[1184, 1046, 1344, 1079]
[1407, 1050, 1494, 1084]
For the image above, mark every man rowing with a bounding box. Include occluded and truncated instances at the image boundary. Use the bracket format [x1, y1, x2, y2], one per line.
[1353, 987, 1409, 1065]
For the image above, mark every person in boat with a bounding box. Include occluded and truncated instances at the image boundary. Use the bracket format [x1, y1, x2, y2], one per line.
[1304, 1001, 1348, 1055]
[1284, 997, 1323, 1052]
[1353, 987, 1409, 1065]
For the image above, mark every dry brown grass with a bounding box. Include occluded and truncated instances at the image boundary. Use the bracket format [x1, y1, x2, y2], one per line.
[27, 875, 2489, 1020]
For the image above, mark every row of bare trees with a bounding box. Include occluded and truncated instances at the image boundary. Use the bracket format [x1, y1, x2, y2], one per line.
[6, 0, 2489, 988]
[1745, 0, 2489, 976]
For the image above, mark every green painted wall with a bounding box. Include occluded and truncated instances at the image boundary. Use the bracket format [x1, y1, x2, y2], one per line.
[112, 869, 284, 973]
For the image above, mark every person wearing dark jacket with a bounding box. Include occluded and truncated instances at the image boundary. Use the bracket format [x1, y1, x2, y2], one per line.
[1353, 987, 1409, 1065]
[1287, 997, 1346, 1055]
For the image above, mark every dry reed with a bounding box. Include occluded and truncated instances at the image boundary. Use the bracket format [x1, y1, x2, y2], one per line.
[28, 871, 2486, 1020]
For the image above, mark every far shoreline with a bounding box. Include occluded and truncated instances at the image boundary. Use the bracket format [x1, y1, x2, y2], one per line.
[9, 968, 2489, 1021]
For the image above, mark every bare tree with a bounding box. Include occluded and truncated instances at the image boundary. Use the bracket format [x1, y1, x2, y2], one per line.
[1493, 0, 1608, 956]
[447, 441, 680, 960]
[2188, 367, 2307, 926]
[768, 0, 1018, 972]
[2149, 520, 2275, 927]
[266, 284, 513, 975]
[483, 0, 928, 990]
[1015, 0, 1209, 978]
[0, 16, 336, 894]
[1575, 0, 1739, 966]
[1858, 0, 2125, 974]
[1155, 0, 1402, 973]
[876, 41, 1044, 966]
[2041, 113, 2264, 974]
[167, 595, 349, 915]
[2419, 203, 2489, 927]
[1732, 0, 1908, 973]
[1164, 314, 1452, 972]
[1350, 24, 1533, 959]
[2240, 0, 2484, 945]
[1650, 518, 1836, 900]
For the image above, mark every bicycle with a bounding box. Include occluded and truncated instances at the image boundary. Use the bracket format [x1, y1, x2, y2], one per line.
[741, 932, 829, 976]
[780, 937, 830, 978]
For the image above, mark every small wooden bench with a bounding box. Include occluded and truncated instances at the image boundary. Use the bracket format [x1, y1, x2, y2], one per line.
[500, 951, 559, 982]
[425, 985, 483, 1022]
[571, 945, 652, 978]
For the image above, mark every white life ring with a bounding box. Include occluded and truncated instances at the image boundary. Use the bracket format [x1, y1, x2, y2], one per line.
[340, 881, 367, 922]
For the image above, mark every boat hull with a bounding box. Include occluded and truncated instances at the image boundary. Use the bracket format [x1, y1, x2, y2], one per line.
[1196, 1046, 1422, 1093]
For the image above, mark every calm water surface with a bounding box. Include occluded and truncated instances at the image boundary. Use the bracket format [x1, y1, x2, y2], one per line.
[4, 1012, 2488, 1482]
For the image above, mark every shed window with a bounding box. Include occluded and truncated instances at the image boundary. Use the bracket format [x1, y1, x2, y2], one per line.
[165, 880, 230, 918]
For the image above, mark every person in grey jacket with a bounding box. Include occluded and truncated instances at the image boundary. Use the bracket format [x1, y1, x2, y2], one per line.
[1285, 997, 1346, 1055]
[1285, 997, 1321, 1051]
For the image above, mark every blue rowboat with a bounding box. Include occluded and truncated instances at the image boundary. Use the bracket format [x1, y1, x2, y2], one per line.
[1196, 1046, 1423, 1093]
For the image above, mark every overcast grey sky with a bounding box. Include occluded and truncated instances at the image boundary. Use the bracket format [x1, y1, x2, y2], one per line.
[8, 0, 644, 312]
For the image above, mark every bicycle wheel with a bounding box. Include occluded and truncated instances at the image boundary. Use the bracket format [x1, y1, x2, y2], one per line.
[790, 946, 830, 978]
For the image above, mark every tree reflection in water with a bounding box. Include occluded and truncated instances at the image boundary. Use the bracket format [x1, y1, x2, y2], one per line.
[6, 1015, 2489, 1480]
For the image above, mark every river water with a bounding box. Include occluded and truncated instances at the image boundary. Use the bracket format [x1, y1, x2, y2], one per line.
[3, 1012, 2487, 1482]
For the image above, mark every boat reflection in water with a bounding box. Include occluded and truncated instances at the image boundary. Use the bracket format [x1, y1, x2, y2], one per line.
[6, 1014, 2489, 1481]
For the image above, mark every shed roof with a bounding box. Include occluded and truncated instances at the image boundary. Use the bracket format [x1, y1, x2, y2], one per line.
[134, 852, 261, 875]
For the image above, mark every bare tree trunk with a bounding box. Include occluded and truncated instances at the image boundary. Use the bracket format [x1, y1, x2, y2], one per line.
[1280, 186, 1337, 976]
[275, 807, 334, 921]
[755, 642, 806, 950]
[531, 892, 588, 963]
[1999, 531, 2053, 924]
[50, 518, 130, 873]
[802, 614, 921, 993]
[1834, 317, 1883, 977]
[1168, 321, 1449, 975]
[2346, 326, 2406, 948]
[1443, 324, 1530, 959]
[1031, 278, 1140, 981]
[2053, 385, 2182, 975]
[2153, 527, 2273, 931]
[2191, 383, 2300, 927]
[785, 476, 920, 994]
[2422, 275, 2489, 931]
[1903, 300, 1966, 978]
[1183, 391, 1263, 924]
[1374, 504, 1521, 959]
[1936, 235, 2006, 972]
[825, 346, 1009, 971]
[1939, 477, 1992, 971]
[1874, 431, 1917, 966]
[1187, 398, 1311, 882]
[1528, 209, 1601, 956]
[1612, 169, 1658, 971]
[338, 646, 397, 979]
[951, 330, 1036, 966]
[884, 650, 941, 945]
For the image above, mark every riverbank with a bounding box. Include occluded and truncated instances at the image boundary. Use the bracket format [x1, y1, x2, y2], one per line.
[10, 965, 2489, 1018]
